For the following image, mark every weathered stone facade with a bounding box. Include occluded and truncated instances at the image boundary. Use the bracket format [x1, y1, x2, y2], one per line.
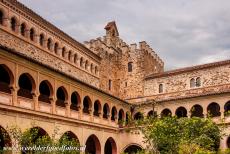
[0, 0, 230, 153]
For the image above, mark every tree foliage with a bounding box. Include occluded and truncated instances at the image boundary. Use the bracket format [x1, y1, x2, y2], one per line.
[138, 116, 223, 154]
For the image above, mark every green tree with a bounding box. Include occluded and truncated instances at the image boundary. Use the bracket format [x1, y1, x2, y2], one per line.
[139, 116, 223, 154]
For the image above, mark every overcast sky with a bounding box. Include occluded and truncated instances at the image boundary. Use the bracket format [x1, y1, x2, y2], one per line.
[19, 0, 230, 70]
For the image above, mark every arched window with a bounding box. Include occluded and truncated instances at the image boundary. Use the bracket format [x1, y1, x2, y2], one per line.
[68, 51, 72, 61]
[90, 64, 93, 73]
[95, 66, 98, 75]
[134, 112, 143, 120]
[191, 104, 203, 118]
[80, 57, 83, 67]
[10, 17, 16, 32]
[85, 60, 89, 70]
[17, 73, 35, 99]
[190, 78, 195, 88]
[207, 102, 220, 117]
[0, 10, 3, 25]
[83, 96, 92, 114]
[56, 87, 67, 107]
[103, 103, 110, 119]
[128, 62, 133, 72]
[118, 109, 124, 126]
[47, 38, 52, 51]
[74, 54, 78, 64]
[161, 108, 172, 117]
[39, 34, 44, 46]
[70, 92, 80, 111]
[93, 100, 101, 117]
[29, 28, 35, 41]
[175, 107, 187, 118]
[20, 23, 26, 36]
[54, 43, 59, 54]
[38, 80, 52, 103]
[159, 84, 163, 93]
[0, 65, 13, 94]
[111, 107, 117, 121]
[196, 77, 201, 87]
[62, 47, 66, 58]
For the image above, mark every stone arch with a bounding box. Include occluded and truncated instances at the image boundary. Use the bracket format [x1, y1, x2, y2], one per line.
[68, 50, 72, 61]
[47, 38, 52, 51]
[190, 78, 195, 88]
[191, 104, 204, 117]
[56, 86, 68, 107]
[0, 126, 12, 151]
[90, 63, 94, 73]
[175, 106, 187, 118]
[59, 131, 80, 145]
[224, 101, 230, 116]
[93, 100, 101, 117]
[85, 134, 101, 154]
[103, 103, 110, 119]
[17, 73, 36, 99]
[161, 108, 172, 117]
[95, 66, 98, 75]
[83, 96, 92, 114]
[54, 42, 59, 54]
[123, 144, 143, 154]
[10, 16, 18, 32]
[70, 91, 81, 111]
[62, 47, 66, 58]
[20, 22, 27, 37]
[74, 54, 78, 64]
[0, 64, 14, 94]
[111, 106, 117, 121]
[39, 33, 45, 46]
[207, 102, 221, 117]
[118, 109, 125, 122]
[104, 137, 117, 154]
[85, 60, 89, 70]
[38, 80, 53, 103]
[134, 112, 144, 120]
[80, 57, 84, 67]
[29, 27, 36, 41]
[147, 110, 157, 118]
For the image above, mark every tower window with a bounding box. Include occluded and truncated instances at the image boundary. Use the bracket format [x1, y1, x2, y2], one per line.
[190, 77, 201, 88]
[109, 80, 112, 91]
[128, 62, 133, 72]
[159, 84, 163, 93]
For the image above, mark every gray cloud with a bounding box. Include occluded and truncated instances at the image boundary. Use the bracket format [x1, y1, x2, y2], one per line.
[19, 0, 230, 70]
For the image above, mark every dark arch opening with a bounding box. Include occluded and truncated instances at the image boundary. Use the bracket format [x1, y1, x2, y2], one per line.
[70, 92, 80, 111]
[147, 110, 157, 118]
[0, 126, 12, 152]
[191, 104, 204, 118]
[83, 96, 92, 114]
[118, 109, 124, 122]
[62, 47, 66, 57]
[104, 137, 117, 154]
[30, 28, 35, 41]
[161, 109, 172, 117]
[103, 103, 110, 119]
[47, 38, 52, 50]
[54, 43, 59, 54]
[93, 100, 101, 117]
[0, 10, 3, 25]
[17, 73, 34, 99]
[10, 17, 16, 31]
[124, 145, 142, 154]
[20, 23, 26, 36]
[0, 65, 13, 94]
[39, 34, 44, 46]
[224, 101, 230, 116]
[227, 137, 230, 148]
[56, 87, 67, 107]
[175, 107, 187, 118]
[207, 102, 221, 117]
[111, 107, 117, 121]
[59, 131, 79, 145]
[134, 112, 144, 120]
[38, 80, 52, 103]
[85, 134, 101, 154]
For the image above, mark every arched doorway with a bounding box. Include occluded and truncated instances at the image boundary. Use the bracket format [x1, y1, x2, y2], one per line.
[0, 126, 11, 152]
[161, 108, 172, 117]
[175, 107, 187, 118]
[104, 137, 117, 154]
[207, 102, 221, 117]
[85, 134, 101, 154]
[124, 144, 142, 154]
[0, 64, 13, 94]
[191, 104, 204, 117]
[59, 131, 80, 153]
